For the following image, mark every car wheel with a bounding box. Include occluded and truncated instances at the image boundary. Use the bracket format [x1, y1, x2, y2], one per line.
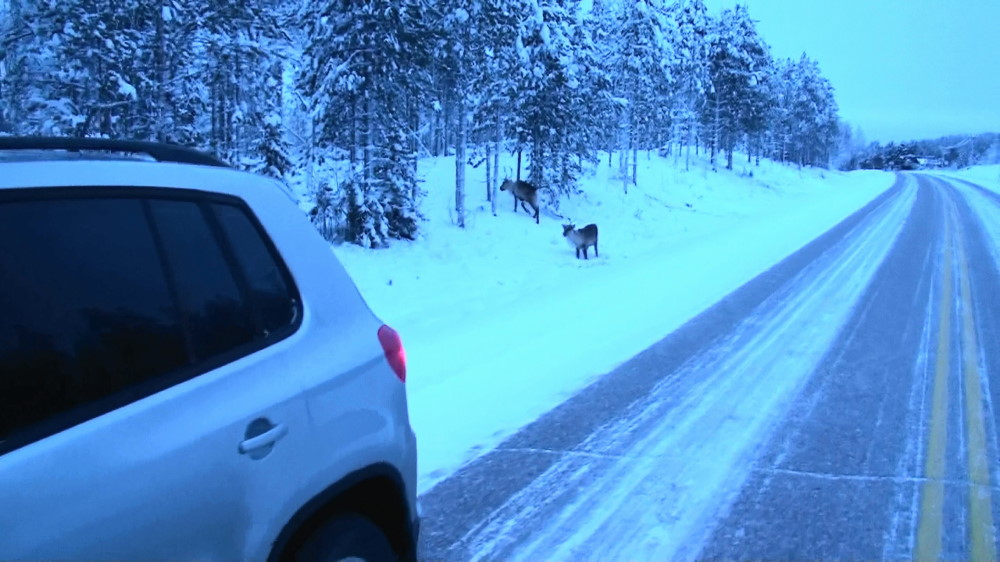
[294, 513, 397, 562]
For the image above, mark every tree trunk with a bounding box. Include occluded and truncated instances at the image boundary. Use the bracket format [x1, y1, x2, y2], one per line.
[230, 54, 240, 158]
[674, 131, 681, 166]
[207, 75, 214, 148]
[455, 100, 466, 228]
[485, 142, 493, 202]
[530, 138, 543, 185]
[305, 92, 316, 195]
[491, 112, 501, 216]
[443, 96, 452, 156]
[363, 93, 372, 186]
[349, 96, 357, 165]
[632, 146, 638, 186]
[621, 149, 628, 194]
[410, 98, 419, 201]
[428, 106, 438, 156]
[155, 0, 166, 142]
[517, 150, 522, 181]
[685, 125, 692, 172]
[712, 95, 720, 166]
[432, 87, 444, 157]
[621, 112, 630, 194]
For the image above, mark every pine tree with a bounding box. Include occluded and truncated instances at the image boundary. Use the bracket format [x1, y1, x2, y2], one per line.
[434, 0, 481, 228]
[512, 0, 600, 197]
[136, 0, 203, 145]
[340, 176, 388, 248]
[197, 0, 287, 167]
[672, 0, 711, 170]
[704, 5, 770, 170]
[12, 0, 140, 136]
[376, 122, 421, 240]
[739, 43, 772, 166]
[0, 0, 33, 133]
[556, 12, 608, 195]
[468, 0, 529, 214]
[768, 57, 794, 163]
[150, 1, 208, 146]
[252, 60, 293, 179]
[300, 0, 429, 247]
[5, 0, 290, 173]
[603, 0, 675, 188]
[584, 0, 625, 166]
[775, 54, 839, 167]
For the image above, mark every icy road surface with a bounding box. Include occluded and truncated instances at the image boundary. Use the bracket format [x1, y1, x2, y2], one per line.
[417, 174, 1000, 560]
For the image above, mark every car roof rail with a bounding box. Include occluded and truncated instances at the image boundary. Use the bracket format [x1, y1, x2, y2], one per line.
[0, 136, 229, 168]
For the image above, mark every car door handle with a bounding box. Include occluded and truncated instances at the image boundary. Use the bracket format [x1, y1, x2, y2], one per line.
[239, 423, 288, 455]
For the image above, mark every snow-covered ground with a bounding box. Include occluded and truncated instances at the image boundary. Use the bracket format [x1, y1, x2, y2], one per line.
[320, 151, 894, 493]
[945, 164, 1000, 190]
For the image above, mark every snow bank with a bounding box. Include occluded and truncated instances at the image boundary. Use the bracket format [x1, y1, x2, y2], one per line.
[944, 164, 1000, 190]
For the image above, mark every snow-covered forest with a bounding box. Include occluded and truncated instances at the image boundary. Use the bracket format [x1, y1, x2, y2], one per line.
[845, 132, 1000, 171]
[0, 0, 842, 248]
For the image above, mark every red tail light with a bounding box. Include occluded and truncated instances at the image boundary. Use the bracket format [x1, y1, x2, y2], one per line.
[377, 324, 407, 382]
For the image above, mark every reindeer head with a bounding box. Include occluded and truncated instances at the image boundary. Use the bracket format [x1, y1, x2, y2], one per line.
[500, 178, 514, 192]
[562, 223, 576, 236]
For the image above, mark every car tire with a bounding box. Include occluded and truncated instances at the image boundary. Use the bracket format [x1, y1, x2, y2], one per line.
[294, 512, 397, 562]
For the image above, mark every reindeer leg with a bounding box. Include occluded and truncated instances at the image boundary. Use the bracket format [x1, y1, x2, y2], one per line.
[583, 247, 589, 260]
[513, 197, 517, 213]
[534, 206, 539, 224]
[594, 242, 598, 257]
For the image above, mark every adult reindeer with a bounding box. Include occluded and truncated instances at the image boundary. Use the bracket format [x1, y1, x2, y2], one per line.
[499, 178, 540, 224]
[562, 222, 599, 259]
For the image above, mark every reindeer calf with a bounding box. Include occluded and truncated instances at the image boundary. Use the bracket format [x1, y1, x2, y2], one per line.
[562, 223, 599, 259]
[500, 178, 540, 224]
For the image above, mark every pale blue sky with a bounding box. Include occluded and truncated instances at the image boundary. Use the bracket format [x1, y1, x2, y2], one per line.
[705, 0, 1000, 142]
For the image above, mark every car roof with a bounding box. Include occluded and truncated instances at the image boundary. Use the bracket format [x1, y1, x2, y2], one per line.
[0, 158, 298, 204]
[0, 137, 229, 167]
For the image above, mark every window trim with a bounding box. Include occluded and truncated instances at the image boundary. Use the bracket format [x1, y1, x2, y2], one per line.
[0, 186, 304, 457]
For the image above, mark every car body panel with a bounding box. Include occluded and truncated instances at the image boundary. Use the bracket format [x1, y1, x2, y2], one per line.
[0, 326, 311, 558]
[0, 158, 418, 559]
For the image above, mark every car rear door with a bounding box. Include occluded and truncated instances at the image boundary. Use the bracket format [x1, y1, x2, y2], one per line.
[0, 190, 309, 559]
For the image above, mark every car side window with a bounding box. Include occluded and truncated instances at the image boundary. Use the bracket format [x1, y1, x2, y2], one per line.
[148, 199, 257, 361]
[211, 203, 298, 335]
[0, 197, 187, 446]
[0, 191, 302, 455]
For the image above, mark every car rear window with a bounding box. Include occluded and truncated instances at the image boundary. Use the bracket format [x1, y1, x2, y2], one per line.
[149, 199, 258, 360]
[212, 202, 298, 334]
[0, 189, 301, 454]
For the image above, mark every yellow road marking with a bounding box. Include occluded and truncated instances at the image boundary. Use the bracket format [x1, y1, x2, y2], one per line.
[916, 217, 953, 562]
[956, 223, 997, 562]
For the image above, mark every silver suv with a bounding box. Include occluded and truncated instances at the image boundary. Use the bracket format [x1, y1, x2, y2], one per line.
[0, 137, 419, 561]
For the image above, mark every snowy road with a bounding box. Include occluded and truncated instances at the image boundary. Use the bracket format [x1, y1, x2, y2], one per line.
[416, 174, 1000, 560]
